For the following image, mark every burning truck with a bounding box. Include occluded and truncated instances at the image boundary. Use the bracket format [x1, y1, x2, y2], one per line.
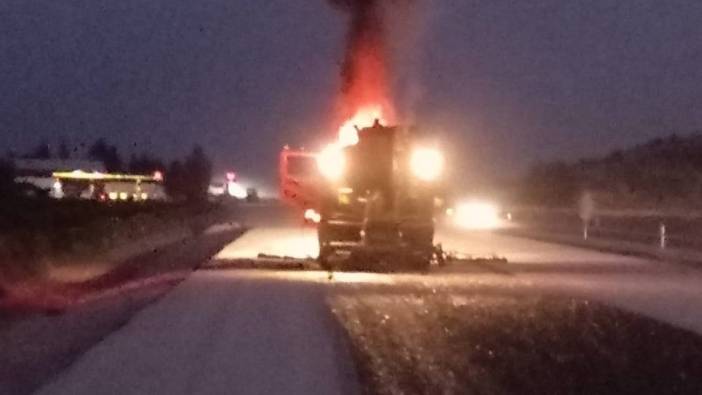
[280, 119, 445, 271]
[280, 0, 444, 270]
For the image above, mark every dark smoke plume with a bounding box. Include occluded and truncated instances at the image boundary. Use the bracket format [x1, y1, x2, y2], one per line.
[329, 0, 386, 95]
[328, 0, 412, 122]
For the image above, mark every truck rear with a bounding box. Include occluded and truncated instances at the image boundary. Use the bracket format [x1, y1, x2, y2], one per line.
[315, 122, 444, 271]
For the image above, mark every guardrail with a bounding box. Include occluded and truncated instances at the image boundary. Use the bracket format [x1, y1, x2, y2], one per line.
[508, 207, 702, 253]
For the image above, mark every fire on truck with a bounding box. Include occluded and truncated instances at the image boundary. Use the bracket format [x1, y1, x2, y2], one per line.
[280, 120, 445, 271]
[277, 0, 449, 271]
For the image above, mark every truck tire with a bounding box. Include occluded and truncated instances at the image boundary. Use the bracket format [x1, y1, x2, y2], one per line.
[318, 244, 334, 271]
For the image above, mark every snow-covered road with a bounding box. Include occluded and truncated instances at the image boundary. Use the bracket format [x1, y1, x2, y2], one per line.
[35, 205, 702, 394]
[37, 270, 358, 395]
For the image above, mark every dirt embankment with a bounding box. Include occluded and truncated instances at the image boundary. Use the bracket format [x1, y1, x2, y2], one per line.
[0, 225, 243, 395]
[0, 200, 240, 310]
[0, 200, 229, 281]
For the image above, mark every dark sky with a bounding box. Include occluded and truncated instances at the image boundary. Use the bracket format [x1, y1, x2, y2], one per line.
[2, 0, 701, 192]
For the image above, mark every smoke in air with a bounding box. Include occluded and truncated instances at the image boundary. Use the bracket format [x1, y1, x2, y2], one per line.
[329, 0, 412, 146]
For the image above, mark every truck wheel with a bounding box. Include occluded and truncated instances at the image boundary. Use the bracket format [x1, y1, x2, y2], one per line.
[318, 245, 334, 271]
[400, 251, 429, 272]
[414, 255, 432, 272]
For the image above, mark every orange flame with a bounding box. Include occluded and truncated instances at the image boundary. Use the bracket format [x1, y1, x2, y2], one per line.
[338, 105, 387, 146]
[331, 0, 394, 146]
[334, 45, 394, 146]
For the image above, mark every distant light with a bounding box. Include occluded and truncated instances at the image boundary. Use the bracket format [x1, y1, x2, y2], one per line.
[51, 179, 64, 199]
[454, 200, 501, 230]
[304, 208, 322, 224]
[108, 192, 118, 200]
[226, 172, 236, 182]
[119, 192, 128, 200]
[53, 171, 157, 182]
[227, 181, 247, 199]
[141, 192, 148, 200]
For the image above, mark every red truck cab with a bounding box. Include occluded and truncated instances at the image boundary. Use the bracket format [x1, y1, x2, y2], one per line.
[279, 147, 322, 213]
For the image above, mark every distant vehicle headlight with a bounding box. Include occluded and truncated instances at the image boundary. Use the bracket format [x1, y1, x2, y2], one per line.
[317, 144, 345, 181]
[454, 200, 501, 230]
[410, 147, 444, 181]
[227, 181, 247, 199]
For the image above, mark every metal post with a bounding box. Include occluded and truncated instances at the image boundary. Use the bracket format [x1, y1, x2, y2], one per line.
[583, 224, 588, 241]
[659, 223, 666, 249]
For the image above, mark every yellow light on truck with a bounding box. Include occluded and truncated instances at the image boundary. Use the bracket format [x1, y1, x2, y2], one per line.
[317, 144, 345, 181]
[410, 147, 444, 181]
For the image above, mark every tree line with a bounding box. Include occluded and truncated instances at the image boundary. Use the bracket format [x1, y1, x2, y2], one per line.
[519, 132, 702, 208]
[18, 138, 159, 174]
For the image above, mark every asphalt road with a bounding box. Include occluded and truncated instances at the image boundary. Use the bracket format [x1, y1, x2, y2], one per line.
[36, 204, 702, 394]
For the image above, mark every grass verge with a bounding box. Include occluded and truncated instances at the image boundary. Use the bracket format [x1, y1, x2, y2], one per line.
[0, 197, 229, 281]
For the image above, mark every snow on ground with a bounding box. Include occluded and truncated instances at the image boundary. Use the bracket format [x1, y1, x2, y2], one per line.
[30, 205, 702, 394]
[211, 212, 702, 335]
[0, 226, 242, 395]
[437, 226, 645, 264]
[214, 226, 318, 260]
[437, 226, 702, 335]
[37, 271, 358, 395]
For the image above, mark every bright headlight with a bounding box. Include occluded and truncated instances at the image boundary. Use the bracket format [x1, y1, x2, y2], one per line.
[454, 200, 501, 230]
[304, 208, 322, 223]
[410, 147, 444, 181]
[317, 144, 345, 181]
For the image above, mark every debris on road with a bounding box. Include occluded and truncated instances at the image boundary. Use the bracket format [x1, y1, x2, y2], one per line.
[205, 254, 319, 271]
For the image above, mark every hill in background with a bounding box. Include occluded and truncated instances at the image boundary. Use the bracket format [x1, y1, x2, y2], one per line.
[521, 132, 702, 210]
